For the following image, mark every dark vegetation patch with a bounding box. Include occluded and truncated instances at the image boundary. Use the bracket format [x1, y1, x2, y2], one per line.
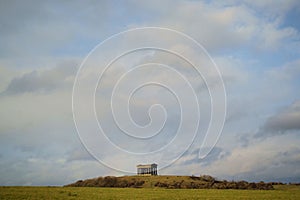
[65, 175, 275, 190]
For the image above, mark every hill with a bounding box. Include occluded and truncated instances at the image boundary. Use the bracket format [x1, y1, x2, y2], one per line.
[65, 175, 274, 190]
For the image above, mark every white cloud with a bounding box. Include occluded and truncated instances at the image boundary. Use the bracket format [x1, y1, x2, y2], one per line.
[268, 59, 300, 80]
[167, 134, 300, 182]
[208, 134, 300, 181]
[130, 0, 300, 52]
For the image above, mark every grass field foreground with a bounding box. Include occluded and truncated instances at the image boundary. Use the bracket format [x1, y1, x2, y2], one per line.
[1, 185, 300, 200]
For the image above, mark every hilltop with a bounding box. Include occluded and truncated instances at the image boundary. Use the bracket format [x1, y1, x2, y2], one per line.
[65, 175, 274, 190]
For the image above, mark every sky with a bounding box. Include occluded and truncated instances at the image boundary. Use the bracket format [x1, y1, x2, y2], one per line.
[0, 0, 300, 186]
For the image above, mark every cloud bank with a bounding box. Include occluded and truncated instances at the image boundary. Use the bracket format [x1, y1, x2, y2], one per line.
[0, 0, 300, 185]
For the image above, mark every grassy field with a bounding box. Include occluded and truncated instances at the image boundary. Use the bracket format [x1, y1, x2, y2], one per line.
[1, 185, 300, 200]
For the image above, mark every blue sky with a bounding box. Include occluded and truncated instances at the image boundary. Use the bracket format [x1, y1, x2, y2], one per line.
[0, 0, 300, 186]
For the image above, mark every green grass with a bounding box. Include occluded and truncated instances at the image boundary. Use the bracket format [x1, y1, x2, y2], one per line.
[1, 185, 300, 200]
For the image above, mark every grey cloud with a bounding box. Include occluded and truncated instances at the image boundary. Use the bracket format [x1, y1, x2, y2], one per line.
[261, 100, 300, 134]
[199, 147, 230, 167]
[176, 147, 229, 167]
[67, 147, 94, 162]
[2, 61, 77, 95]
[1, 0, 300, 186]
